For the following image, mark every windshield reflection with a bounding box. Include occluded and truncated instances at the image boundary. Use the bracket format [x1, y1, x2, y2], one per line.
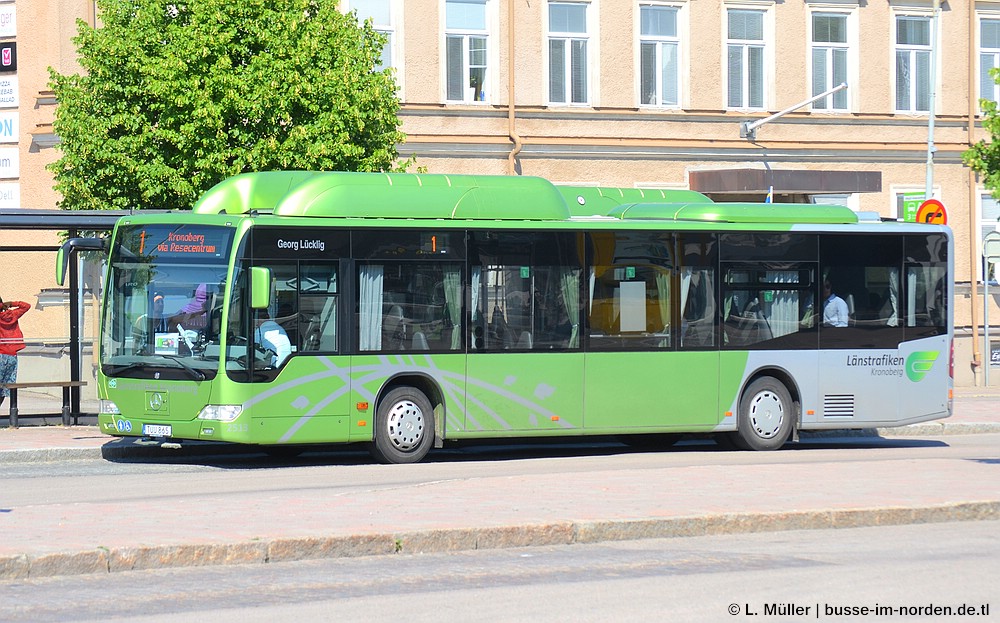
[101, 224, 234, 380]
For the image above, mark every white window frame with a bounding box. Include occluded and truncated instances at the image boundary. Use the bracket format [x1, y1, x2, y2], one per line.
[892, 10, 933, 115]
[637, 2, 685, 109]
[546, 1, 596, 107]
[978, 191, 1000, 283]
[723, 3, 772, 111]
[807, 6, 857, 113]
[977, 11, 1000, 114]
[890, 185, 939, 222]
[443, 0, 497, 104]
[343, 0, 404, 93]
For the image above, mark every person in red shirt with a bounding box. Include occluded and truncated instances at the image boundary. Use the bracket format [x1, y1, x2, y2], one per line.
[0, 297, 31, 408]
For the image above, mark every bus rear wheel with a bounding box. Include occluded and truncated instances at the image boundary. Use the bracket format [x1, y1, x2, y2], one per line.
[730, 377, 794, 451]
[370, 387, 435, 464]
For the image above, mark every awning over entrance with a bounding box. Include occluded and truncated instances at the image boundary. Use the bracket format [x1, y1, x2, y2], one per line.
[688, 168, 881, 195]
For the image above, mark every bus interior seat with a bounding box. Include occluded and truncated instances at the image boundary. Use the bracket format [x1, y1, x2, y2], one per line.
[380, 305, 405, 349]
[384, 292, 404, 308]
[411, 331, 429, 350]
[489, 305, 510, 348]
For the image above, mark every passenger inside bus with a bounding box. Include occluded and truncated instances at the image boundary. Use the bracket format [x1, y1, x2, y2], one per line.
[822, 280, 850, 328]
[171, 283, 209, 331]
[254, 307, 291, 367]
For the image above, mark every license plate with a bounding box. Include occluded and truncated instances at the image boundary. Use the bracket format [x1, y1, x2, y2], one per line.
[143, 424, 172, 437]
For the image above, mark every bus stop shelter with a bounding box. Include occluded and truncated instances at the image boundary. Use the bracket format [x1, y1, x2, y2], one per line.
[0, 209, 130, 418]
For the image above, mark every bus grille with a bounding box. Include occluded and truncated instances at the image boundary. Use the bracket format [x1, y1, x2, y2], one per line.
[823, 394, 855, 417]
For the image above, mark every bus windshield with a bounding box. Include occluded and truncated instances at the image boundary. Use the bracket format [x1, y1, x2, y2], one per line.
[101, 224, 235, 380]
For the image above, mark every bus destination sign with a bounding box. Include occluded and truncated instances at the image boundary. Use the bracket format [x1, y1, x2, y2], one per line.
[156, 231, 218, 254]
[123, 225, 233, 259]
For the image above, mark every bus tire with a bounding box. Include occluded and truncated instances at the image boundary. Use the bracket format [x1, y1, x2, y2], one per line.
[731, 377, 793, 451]
[370, 387, 435, 464]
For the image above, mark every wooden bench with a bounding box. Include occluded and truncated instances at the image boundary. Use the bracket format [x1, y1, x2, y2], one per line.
[1, 381, 88, 427]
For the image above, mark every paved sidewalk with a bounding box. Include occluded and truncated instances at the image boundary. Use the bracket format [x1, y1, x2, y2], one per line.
[1, 386, 998, 579]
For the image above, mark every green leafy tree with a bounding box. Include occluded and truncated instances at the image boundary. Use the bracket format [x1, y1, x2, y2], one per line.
[965, 92, 1000, 194]
[49, 0, 407, 211]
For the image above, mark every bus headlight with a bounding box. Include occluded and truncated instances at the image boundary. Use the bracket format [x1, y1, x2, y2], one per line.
[100, 400, 121, 415]
[197, 405, 243, 422]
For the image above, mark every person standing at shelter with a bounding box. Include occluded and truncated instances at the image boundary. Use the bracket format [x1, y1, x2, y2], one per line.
[0, 297, 31, 408]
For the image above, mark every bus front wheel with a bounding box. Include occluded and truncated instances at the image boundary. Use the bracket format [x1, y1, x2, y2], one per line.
[370, 387, 435, 464]
[730, 377, 794, 451]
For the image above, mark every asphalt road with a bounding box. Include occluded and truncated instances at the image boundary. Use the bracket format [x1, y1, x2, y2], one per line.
[3, 520, 996, 623]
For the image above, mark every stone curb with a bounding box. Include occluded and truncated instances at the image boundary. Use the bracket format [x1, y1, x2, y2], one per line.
[2, 501, 997, 580]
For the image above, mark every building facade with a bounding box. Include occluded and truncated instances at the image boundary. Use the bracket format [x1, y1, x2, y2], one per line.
[9, 0, 1000, 386]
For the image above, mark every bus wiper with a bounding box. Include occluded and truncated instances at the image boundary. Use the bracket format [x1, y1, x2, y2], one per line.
[158, 355, 207, 381]
[106, 361, 151, 375]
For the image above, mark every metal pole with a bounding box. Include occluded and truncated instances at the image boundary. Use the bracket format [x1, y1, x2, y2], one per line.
[68, 228, 82, 417]
[925, 0, 940, 200]
[986, 274, 991, 386]
[985, 232, 1000, 386]
[741, 82, 848, 140]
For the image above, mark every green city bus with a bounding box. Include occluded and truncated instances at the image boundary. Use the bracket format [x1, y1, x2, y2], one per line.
[58, 171, 953, 463]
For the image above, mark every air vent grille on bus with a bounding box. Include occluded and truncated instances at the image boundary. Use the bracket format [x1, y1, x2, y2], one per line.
[823, 394, 855, 417]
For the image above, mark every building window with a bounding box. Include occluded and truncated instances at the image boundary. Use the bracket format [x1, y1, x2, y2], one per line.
[894, 188, 932, 222]
[348, 0, 397, 73]
[446, 0, 490, 103]
[895, 15, 931, 113]
[980, 17, 1000, 107]
[726, 9, 765, 109]
[548, 2, 590, 105]
[980, 192, 1000, 282]
[811, 12, 848, 111]
[639, 4, 680, 107]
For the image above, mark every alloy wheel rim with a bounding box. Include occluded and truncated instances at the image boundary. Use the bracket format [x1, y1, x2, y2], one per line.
[748, 390, 784, 439]
[386, 399, 425, 450]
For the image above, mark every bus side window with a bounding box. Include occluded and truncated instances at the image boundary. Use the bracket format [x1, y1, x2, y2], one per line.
[820, 234, 904, 349]
[298, 262, 338, 352]
[269, 263, 299, 355]
[904, 234, 949, 337]
[300, 296, 337, 352]
[678, 233, 718, 350]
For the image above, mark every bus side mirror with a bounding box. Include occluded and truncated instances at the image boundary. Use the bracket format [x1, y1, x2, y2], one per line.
[56, 238, 107, 286]
[250, 266, 271, 309]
